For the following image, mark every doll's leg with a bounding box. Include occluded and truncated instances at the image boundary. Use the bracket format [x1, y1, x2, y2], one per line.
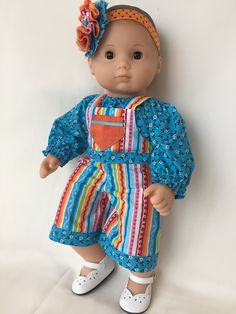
[72, 243, 106, 276]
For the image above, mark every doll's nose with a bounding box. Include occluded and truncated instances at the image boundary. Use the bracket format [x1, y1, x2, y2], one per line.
[117, 58, 130, 70]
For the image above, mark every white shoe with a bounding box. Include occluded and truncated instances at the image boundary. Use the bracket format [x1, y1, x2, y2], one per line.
[119, 273, 154, 313]
[72, 255, 116, 295]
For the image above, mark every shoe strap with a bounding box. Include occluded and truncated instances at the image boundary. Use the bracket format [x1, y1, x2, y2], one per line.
[83, 260, 100, 269]
[83, 255, 108, 269]
[129, 273, 154, 284]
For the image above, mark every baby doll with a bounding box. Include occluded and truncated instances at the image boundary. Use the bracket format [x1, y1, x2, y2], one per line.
[40, 1, 194, 313]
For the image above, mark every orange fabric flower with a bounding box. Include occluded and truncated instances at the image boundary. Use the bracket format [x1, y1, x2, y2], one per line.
[76, 0, 101, 52]
[76, 25, 91, 52]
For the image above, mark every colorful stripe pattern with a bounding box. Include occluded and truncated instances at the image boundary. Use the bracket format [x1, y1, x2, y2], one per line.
[53, 157, 160, 258]
[87, 95, 153, 153]
[50, 94, 161, 271]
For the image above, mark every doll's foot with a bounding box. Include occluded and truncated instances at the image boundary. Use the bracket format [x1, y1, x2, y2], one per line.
[72, 255, 116, 295]
[79, 265, 97, 276]
[127, 271, 154, 295]
[79, 253, 110, 276]
[127, 279, 149, 295]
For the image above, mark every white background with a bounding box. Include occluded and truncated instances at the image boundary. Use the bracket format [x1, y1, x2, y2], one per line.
[0, 0, 236, 313]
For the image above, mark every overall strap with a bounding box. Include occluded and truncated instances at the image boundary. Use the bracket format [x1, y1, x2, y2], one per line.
[126, 96, 151, 110]
[92, 94, 106, 107]
[90, 94, 150, 109]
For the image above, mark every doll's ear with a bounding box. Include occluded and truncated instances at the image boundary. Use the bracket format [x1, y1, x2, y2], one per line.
[88, 57, 95, 75]
[156, 56, 163, 75]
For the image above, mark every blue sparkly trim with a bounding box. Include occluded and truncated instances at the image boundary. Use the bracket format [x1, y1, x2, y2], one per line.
[98, 233, 158, 272]
[49, 225, 100, 246]
[86, 147, 151, 164]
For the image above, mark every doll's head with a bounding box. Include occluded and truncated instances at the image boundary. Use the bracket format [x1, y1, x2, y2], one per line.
[76, 1, 162, 97]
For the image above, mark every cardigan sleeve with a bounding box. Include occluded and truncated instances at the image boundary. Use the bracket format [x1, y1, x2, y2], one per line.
[136, 99, 195, 199]
[42, 94, 97, 166]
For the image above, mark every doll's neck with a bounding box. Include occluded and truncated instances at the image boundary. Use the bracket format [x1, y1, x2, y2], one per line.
[105, 89, 147, 98]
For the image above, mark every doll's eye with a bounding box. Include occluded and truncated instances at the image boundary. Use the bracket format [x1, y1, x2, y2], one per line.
[105, 51, 114, 59]
[133, 51, 143, 60]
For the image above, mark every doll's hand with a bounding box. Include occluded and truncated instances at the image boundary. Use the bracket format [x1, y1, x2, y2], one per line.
[39, 155, 61, 178]
[144, 183, 175, 216]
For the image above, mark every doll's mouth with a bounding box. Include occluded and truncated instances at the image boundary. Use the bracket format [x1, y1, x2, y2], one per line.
[115, 75, 130, 81]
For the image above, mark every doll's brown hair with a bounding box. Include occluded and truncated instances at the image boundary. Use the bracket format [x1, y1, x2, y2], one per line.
[106, 5, 160, 55]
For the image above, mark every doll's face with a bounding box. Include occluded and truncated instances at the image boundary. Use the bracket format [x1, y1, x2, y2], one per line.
[88, 20, 162, 97]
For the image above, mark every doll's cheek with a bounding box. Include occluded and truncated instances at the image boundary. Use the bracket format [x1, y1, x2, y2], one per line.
[156, 56, 163, 74]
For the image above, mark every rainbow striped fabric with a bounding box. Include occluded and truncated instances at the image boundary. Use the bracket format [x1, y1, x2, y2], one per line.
[87, 94, 153, 153]
[49, 95, 161, 272]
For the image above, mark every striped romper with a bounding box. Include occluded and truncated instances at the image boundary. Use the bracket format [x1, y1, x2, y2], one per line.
[49, 94, 161, 272]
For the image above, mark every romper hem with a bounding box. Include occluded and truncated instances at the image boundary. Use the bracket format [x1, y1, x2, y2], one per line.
[98, 232, 158, 273]
[49, 226, 158, 272]
[49, 225, 100, 246]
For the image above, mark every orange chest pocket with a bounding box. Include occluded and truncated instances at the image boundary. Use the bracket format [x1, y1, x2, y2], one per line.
[90, 114, 124, 150]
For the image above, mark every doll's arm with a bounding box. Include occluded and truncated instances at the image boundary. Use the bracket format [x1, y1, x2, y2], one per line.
[39, 154, 61, 178]
[147, 101, 195, 199]
[136, 99, 194, 200]
[144, 183, 175, 216]
[42, 95, 96, 169]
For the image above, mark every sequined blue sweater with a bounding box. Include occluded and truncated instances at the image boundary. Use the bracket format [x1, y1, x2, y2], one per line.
[43, 94, 194, 199]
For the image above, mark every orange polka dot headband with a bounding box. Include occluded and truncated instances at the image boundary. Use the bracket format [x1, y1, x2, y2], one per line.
[76, 1, 161, 57]
[107, 6, 161, 56]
